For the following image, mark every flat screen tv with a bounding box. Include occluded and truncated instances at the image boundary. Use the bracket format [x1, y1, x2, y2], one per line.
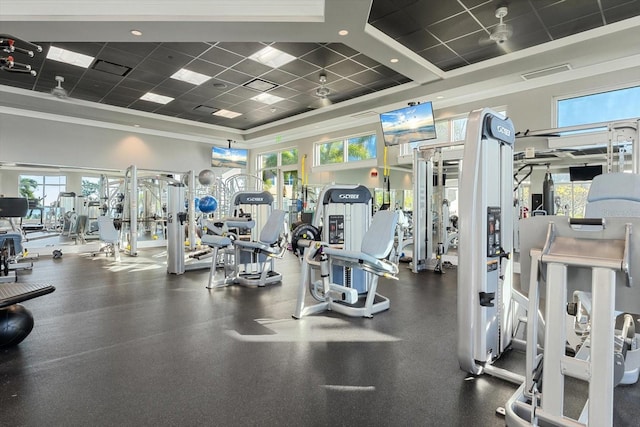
[569, 165, 603, 182]
[380, 102, 436, 146]
[211, 147, 248, 168]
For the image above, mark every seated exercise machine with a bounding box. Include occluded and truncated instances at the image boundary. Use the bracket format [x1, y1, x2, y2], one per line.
[1, 197, 36, 283]
[506, 172, 640, 427]
[202, 191, 287, 287]
[292, 184, 399, 319]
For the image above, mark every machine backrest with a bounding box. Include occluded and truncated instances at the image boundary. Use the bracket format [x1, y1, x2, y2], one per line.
[258, 209, 286, 244]
[360, 210, 399, 259]
[97, 216, 119, 243]
[584, 172, 640, 217]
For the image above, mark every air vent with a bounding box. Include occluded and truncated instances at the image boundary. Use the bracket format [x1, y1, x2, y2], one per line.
[521, 64, 571, 80]
[193, 105, 220, 114]
[92, 59, 131, 76]
[244, 78, 277, 92]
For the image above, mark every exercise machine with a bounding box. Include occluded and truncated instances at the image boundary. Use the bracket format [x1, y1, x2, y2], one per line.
[457, 108, 525, 383]
[292, 184, 399, 318]
[1, 197, 36, 283]
[202, 190, 286, 287]
[506, 172, 640, 426]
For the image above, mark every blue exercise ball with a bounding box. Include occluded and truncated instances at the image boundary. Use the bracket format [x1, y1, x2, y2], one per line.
[199, 195, 218, 214]
[0, 305, 34, 348]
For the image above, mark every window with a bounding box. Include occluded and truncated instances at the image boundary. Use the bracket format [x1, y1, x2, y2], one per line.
[19, 174, 67, 206]
[257, 148, 299, 211]
[81, 176, 100, 200]
[557, 85, 640, 128]
[316, 133, 377, 166]
[553, 173, 591, 218]
[401, 110, 506, 155]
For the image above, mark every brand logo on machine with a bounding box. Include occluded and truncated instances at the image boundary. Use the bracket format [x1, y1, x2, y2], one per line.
[246, 197, 264, 202]
[496, 125, 511, 137]
[338, 194, 360, 199]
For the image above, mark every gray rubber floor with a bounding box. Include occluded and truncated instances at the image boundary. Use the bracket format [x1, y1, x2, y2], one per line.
[0, 251, 638, 426]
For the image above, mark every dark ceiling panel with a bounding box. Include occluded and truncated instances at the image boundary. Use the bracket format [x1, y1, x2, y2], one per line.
[326, 43, 359, 58]
[603, 1, 640, 23]
[147, 46, 194, 71]
[279, 59, 320, 77]
[126, 67, 168, 86]
[369, 10, 423, 39]
[533, 0, 601, 29]
[108, 42, 160, 57]
[403, 0, 465, 27]
[199, 46, 244, 68]
[270, 42, 321, 58]
[162, 42, 212, 58]
[233, 58, 273, 77]
[216, 42, 267, 57]
[326, 59, 367, 77]
[216, 69, 253, 86]
[547, 13, 604, 39]
[427, 11, 483, 43]
[182, 59, 226, 78]
[300, 47, 348, 68]
[397, 30, 440, 52]
[260, 68, 297, 86]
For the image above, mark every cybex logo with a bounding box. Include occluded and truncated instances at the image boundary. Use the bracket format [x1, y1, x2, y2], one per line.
[246, 197, 264, 202]
[338, 194, 359, 199]
[496, 125, 511, 137]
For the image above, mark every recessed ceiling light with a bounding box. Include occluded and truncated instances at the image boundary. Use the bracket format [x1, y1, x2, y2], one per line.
[140, 92, 174, 104]
[248, 46, 296, 68]
[251, 92, 285, 105]
[133, 124, 140, 127]
[436, 95, 444, 99]
[130, 29, 142, 36]
[213, 109, 242, 119]
[46, 46, 95, 68]
[390, 58, 399, 63]
[170, 68, 211, 85]
[338, 29, 349, 36]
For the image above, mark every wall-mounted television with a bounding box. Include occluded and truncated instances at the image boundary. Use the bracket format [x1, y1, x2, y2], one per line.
[569, 165, 603, 182]
[379, 102, 436, 146]
[212, 147, 248, 168]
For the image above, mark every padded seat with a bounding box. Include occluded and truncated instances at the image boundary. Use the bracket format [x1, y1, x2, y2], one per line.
[201, 234, 232, 248]
[585, 172, 640, 217]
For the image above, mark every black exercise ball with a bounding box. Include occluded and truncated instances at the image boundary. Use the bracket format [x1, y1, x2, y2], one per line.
[0, 304, 34, 348]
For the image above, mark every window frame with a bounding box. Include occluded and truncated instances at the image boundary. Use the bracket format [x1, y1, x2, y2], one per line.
[314, 132, 377, 170]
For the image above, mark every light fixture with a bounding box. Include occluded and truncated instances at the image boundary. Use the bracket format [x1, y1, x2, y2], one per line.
[140, 92, 174, 104]
[170, 68, 211, 85]
[130, 29, 142, 36]
[46, 46, 94, 68]
[51, 75, 68, 99]
[213, 109, 242, 119]
[248, 46, 296, 68]
[133, 124, 140, 127]
[338, 29, 349, 36]
[251, 92, 285, 105]
[390, 58, 399, 63]
[315, 74, 330, 98]
[436, 95, 444, 99]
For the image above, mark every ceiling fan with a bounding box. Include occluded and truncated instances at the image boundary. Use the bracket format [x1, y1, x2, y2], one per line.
[480, 5, 513, 45]
[51, 75, 69, 99]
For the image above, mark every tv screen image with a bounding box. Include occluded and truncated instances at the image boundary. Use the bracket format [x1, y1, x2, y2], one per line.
[380, 102, 436, 146]
[211, 147, 248, 168]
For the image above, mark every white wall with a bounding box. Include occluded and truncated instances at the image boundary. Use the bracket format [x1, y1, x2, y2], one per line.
[0, 114, 212, 173]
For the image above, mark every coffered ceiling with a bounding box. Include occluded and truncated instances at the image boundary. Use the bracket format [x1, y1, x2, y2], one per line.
[1, 0, 640, 146]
